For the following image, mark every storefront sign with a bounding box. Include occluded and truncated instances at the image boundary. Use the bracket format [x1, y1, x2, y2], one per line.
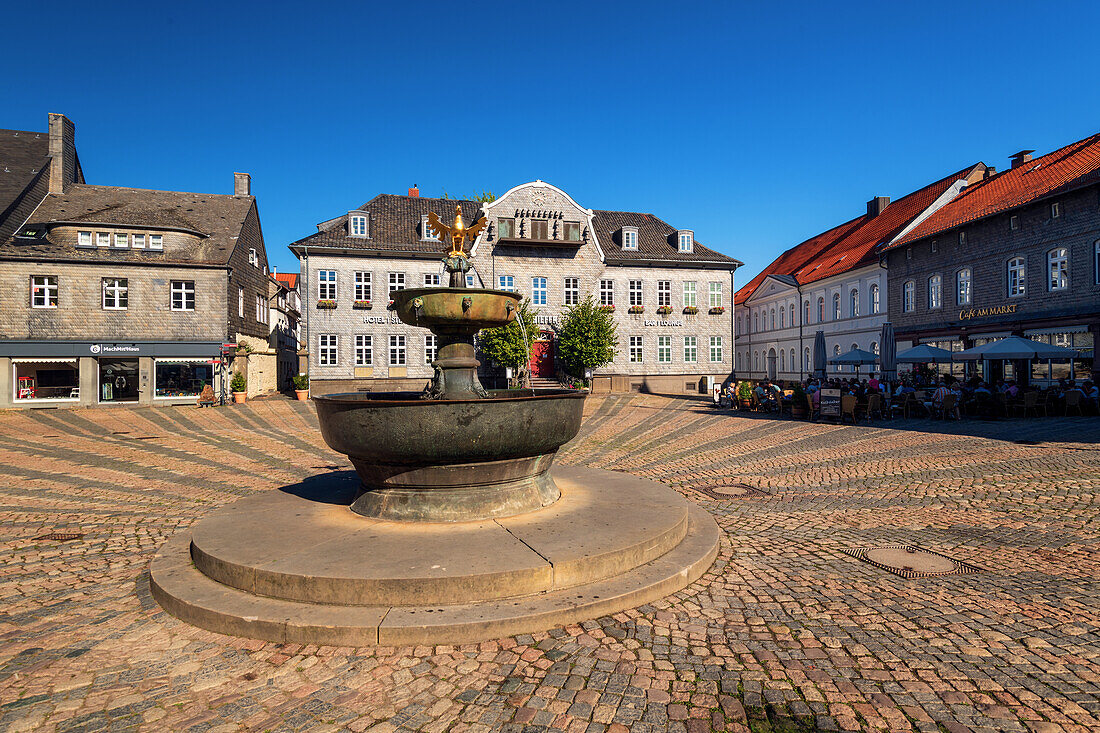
[535, 315, 560, 326]
[90, 343, 142, 355]
[959, 304, 1018, 321]
[642, 319, 685, 327]
[819, 388, 841, 417]
[362, 315, 401, 324]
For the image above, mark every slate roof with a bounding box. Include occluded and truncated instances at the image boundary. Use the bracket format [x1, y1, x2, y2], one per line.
[592, 210, 741, 268]
[734, 164, 982, 305]
[887, 131, 1100, 249]
[288, 194, 481, 255]
[0, 184, 256, 266]
[0, 128, 50, 231]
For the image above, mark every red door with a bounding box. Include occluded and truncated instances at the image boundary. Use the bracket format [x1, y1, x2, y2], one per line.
[529, 340, 555, 377]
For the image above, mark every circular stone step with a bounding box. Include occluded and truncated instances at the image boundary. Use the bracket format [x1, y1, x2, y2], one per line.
[150, 466, 720, 646]
[188, 466, 689, 607]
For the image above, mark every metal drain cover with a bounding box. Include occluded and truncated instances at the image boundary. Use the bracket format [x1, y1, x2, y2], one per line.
[844, 545, 981, 578]
[694, 483, 768, 500]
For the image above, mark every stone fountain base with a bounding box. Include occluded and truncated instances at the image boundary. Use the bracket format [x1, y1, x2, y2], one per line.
[150, 466, 719, 646]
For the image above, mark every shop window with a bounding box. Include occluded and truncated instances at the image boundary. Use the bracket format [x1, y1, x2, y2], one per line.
[155, 362, 213, 399]
[99, 359, 139, 402]
[103, 278, 128, 310]
[1048, 248, 1069, 291]
[14, 362, 78, 401]
[31, 275, 58, 308]
[355, 335, 372, 366]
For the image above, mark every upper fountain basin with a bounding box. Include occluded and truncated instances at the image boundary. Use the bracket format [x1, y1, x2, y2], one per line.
[391, 287, 520, 332]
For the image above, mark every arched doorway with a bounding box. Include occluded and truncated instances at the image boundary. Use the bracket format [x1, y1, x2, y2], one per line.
[767, 348, 777, 380]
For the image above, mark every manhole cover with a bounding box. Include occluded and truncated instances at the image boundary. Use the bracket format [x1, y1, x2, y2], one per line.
[844, 545, 981, 578]
[694, 483, 768, 500]
[33, 532, 84, 542]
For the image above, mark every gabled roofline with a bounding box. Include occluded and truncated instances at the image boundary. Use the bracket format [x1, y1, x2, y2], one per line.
[741, 273, 799, 306]
[470, 180, 605, 262]
[881, 163, 985, 250]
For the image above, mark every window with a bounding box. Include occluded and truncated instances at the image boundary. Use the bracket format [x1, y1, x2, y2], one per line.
[350, 214, 368, 237]
[1051, 202, 1061, 218]
[788, 303, 794, 326]
[561, 277, 580, 305]
[530, 219, 548, 240]
[803, 300, 810, 324]
[318, 270, 337, 300]
[256, 293, 267, 323]
[563, 222, 581, 241]
[804, 347, 810, 371]
[389, 335, 406, 366]
[754, 352, 759, 371]
[497, 217, 514, 239]
[599, 279, 614, 306]
[657, 280, 671, 307]
[77, 231, 93, 247]
[319, 334, 338, 366]
[132, 234, 145, 249]
[497, 275, 515, 292]
[149, 234, 163, 250]
[832, 292, 841, 320]
[466, 274, 476, 288]
[355, 272, 372, 301]
[956, 269, 971, 305]
[1010, 215, 1019, 231]
[30, 275, 58, 308]
[1095, 240, 1100, 285]
[753, 312, 759, 332]
[817, 296, 825, 322]
[355, 335, 372, 366]
[425, 334, 437, 364]
[683, 336, 697, 363]
[532, 277, 548, 305]
[871, 341, 879, 355]
[103, 278, 128, 310]
[658, 335, 671, 363]
[928, 275, 942, 309]
[1048, 248, 1069, 291]
[1008, 257, 1026, 297]
[849, 288, 859, 317]
[770, 308, 775, 329]
[710, 336, 723, 362]
[628, 280, 643, 307]
[96, 232, 111, 248]
[708, 282, 722, 308]
[736, 352, 741, 370]
[780, 350, 785, 371]
[903, 281, 915, 312]
[622, 228, 638, 250]
[905, 247, 912, 260]
[870, 284, 880, 314]
[677, 231, 692, 252]
[959, 231, 967, 246]
[683, 281, 697, 308]
[420, 215, 438, 241]
[629, 336, 643, 363]
[155, 362, 214, 399]
[790, 348, 796, 371]
[170, 281, 195, 311]
[238, 286, 244, 317]
[248, 247, 258, 266]
[931, 240, 938, 253]
[779, 307, 785, 329]
[423, 273, 440, 287]
[389, 272, 406, 293]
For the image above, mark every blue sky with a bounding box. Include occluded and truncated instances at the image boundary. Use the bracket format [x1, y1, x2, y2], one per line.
[5, 1, 1100, 285]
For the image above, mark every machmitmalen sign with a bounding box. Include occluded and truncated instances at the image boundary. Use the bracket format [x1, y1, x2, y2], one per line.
[959, 303, 1018, 321]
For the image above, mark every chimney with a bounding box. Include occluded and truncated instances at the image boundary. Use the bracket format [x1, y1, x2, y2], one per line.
[47, 113, 77, 194]
[1010, 150, 1034, 169]
[866, 196, 890, 217]
[985, 166, 997, 179]
[234, 172, 251, 196]
[408, 185, 419, 198]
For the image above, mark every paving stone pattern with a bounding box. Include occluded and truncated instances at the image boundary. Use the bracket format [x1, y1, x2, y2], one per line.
[0, 396, 1098, 732]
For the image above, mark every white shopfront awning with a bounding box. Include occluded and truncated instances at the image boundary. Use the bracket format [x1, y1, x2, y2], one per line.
[12, 358, 78, 364]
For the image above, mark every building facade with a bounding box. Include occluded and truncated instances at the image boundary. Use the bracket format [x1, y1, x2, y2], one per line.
[270, 271, 302, 390]
[883, 137, 1100, 385]
[290, 182, 741, 395]
[0, 114, 272, 407]
[735, 165, 986, 381]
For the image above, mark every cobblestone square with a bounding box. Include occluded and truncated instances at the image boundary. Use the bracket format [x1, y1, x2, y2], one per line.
[1, 395, 1098, 732]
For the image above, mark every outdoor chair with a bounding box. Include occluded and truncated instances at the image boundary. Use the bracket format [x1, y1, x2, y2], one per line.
[904, 392, 928, 418]
[1065, 391, 1085, 416]
[937, 393, 961, 420]
[841, 394, 858, 424]
[806, 394, 820, 422]
[866, 393, 884, 420]
[1011, 391, 1045, 418]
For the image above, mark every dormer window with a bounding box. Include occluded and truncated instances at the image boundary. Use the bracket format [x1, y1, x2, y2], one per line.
[677, 230, 693, 253]
[420, 214, 438, 241]
[622, 227, 638, 250]
[77, 231, 93, 248]
[349, 212, 369, 238]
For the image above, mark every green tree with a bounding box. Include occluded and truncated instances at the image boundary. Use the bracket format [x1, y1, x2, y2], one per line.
[477, 298, 538, 387]
[440, 189, 496, 203]
[557, 296, 617, 381]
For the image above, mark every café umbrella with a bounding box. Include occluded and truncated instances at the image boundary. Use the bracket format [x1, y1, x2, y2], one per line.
[813, 330, 827, 378]
[828, 347, 879, 377]
[894, 343, 955, 363]
[880, 322, 897, 380]
[952, 336, 1079, 361]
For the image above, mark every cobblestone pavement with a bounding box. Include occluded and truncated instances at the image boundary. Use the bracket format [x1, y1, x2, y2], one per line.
[1, 395, 1099, 733]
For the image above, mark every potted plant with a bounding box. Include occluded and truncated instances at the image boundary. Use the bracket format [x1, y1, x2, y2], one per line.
[292, 372, 309, 401]
[708, 306, 726, 315]
[656, 305, 673, 315]
[316, 299, 337, 310]
[627, 305, 644, 314]
[791, 383, 807, 418]
[352, 300, 372, 310]
[597, 304, 615, 313]
[683, 306, 699, 315]
[737, 381, 754, 410]
[230, 371, 247, 403]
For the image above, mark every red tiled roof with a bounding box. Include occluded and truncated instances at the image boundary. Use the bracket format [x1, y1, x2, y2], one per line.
[888, 131, 1100, 249]
[734, 164, 982, 305]
[274, 272, 299, 289]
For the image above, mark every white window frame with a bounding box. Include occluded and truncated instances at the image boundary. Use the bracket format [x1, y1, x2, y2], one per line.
[677, 231, 692, 253]
[682, 281, 697, 308]
[902, 281, 915, 312]
[96, 232, 111, 248]
[816, 296, 824, 322]
[319, 334, 338, 366]
[629, 335, 643, 363]
[564, 277, 579, 305]
[928, 274, 942, 310]
[1008, 257, 1026, 297]
[832, 292, 841, 320]
[170, 280, 195, 311]
[628, 280, 643, 307]
[622, 228, 638, 250]
[238, 286, 244, 317]
[497, 275, 514, 292]
[532, 277, 547, 305]
[77, 231, 93, 248]
[389, 272, 406, 293]
[132, 233, 146, 249]
[389, 334, 406, 366]
[657, 280, 671, 307]
[1048, 247, 1069, 291]
[599, 279, 614, 306]
[683, 336, 697, 363]
[31, 275, 58, 308]
[318, 270, 337, 300]
[1010, 215, 1019, 231]
[256, 293, 266, 323]
[421, 214, 438, 241]
[708, 282, 722, 308]
[956, 269, 971, 306]
[423, 273, 440, 287]
[355, 334, 372, 366]
[355, 272, 372, 301]
[424, 334, 437, 364]
[1051, 202, 1061, 218]
[657, 335, 671, 363]
[350, 214, 368, 237]
[710, 336, 723, 362]
[102, 278, 128, 310]
[849, 288, 859, 317]
[149, 234, 163, 250]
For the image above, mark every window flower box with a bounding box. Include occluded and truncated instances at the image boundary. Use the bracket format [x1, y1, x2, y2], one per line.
[627, 306, 644, 314]
[682, 306, 699, 315]
[598, 304, 615, 313]
[656, 305, 673, 315]
[316, 299, 337, 310]
[709, 306, 725, 315]
[353, 300, 373, 310]
[387, 299, 396, 310]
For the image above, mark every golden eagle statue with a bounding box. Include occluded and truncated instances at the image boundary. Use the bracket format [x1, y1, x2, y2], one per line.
[427, 205, 487, 257]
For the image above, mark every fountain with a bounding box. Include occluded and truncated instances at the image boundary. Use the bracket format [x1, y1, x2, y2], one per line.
[150, 206, 719, 645]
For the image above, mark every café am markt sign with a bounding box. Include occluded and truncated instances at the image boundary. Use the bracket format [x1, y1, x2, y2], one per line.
[959, 303, 1018, 321]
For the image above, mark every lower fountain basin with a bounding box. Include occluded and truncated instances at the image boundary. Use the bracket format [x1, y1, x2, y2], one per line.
[314, 389, 586, 521]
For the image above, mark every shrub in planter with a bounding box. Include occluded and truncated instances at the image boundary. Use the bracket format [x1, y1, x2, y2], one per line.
[627, 306, 644, 314]
[708, 306, 726, 315]
[230, 371, 247, 403]
[683, 306, 699, 315]
[656, 306, 673, 315]
[737, 380, 754, 408]
[316, 299, 337, 309]
[597, 304, 615, 313]
[791, 384, 808, 417]
[292, 372, 309, 401]
[352, 300, 372, 310]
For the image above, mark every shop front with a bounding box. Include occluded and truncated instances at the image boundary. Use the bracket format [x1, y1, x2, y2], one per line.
[0, 341, 224, 408]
